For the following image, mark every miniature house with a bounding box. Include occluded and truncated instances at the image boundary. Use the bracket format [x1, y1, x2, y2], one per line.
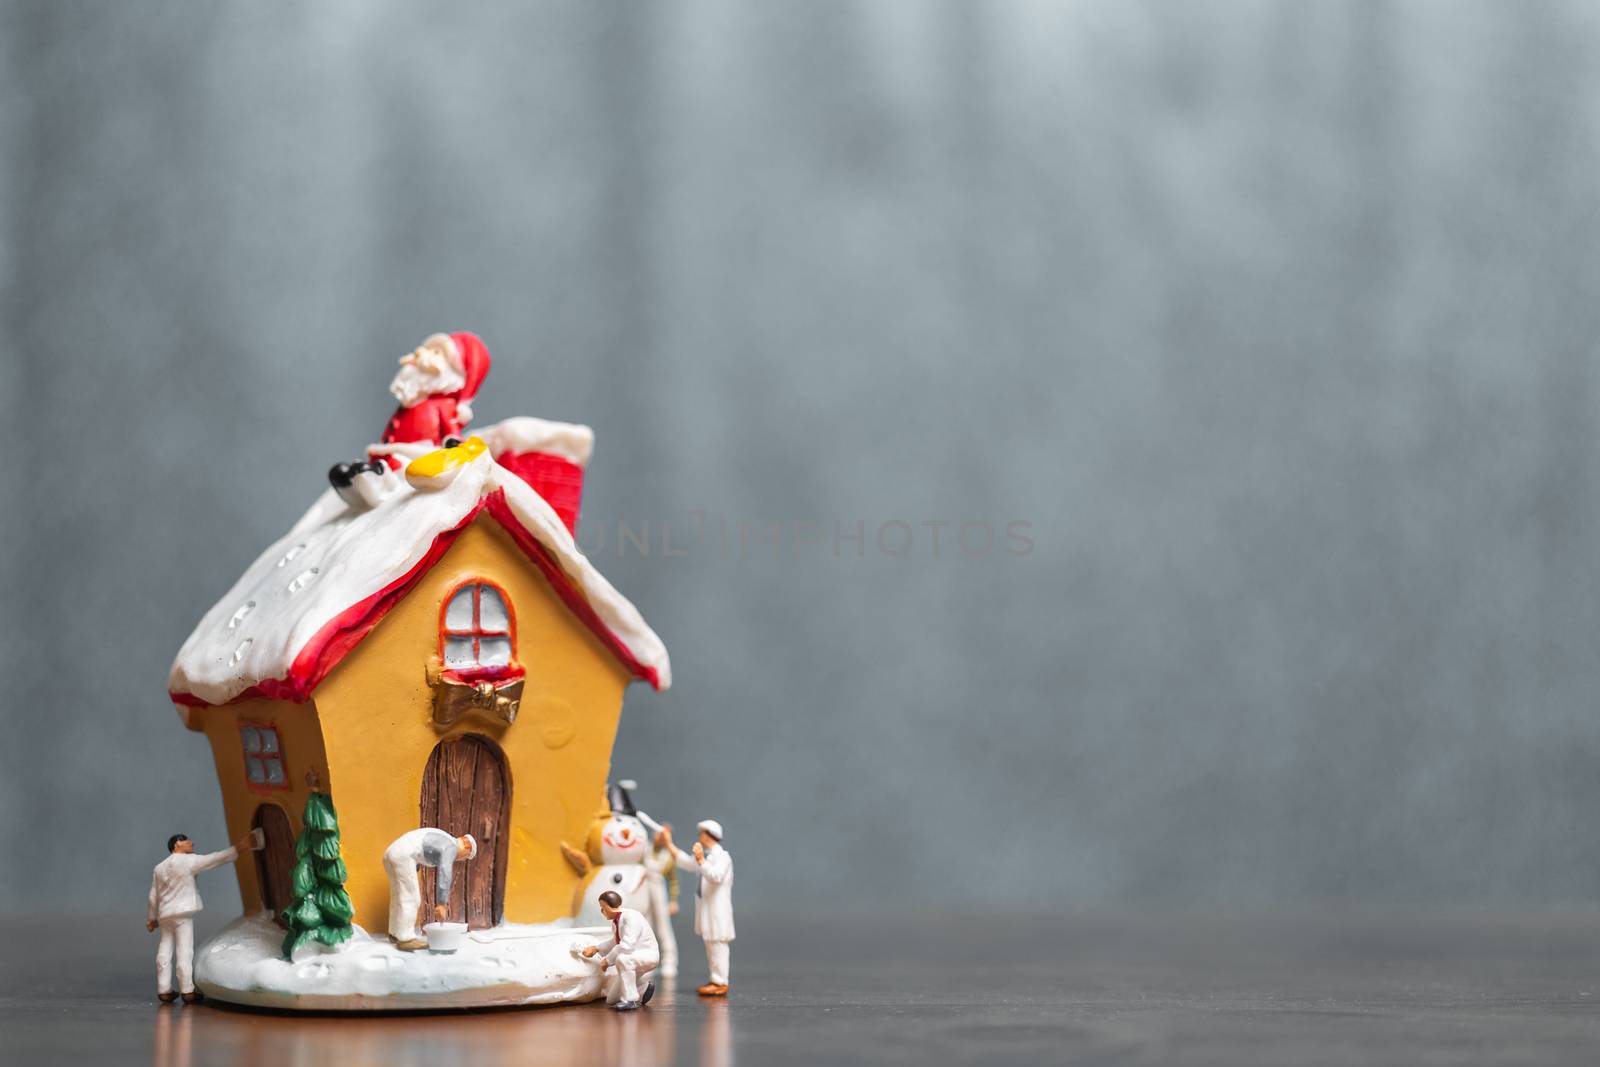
[168, 418, 670, 933]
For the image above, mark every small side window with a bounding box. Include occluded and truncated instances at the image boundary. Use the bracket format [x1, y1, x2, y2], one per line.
[240, 723, 288, 791]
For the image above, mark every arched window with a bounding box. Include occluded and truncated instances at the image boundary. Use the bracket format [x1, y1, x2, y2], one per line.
[442, 582, 514, 670]
[239, 723, 288, 790]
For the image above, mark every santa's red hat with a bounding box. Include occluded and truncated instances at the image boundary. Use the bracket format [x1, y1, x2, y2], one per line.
[432, 331, 491, 423]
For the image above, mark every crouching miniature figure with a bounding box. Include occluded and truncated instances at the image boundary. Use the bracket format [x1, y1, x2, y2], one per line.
[148, 831, 262, 1003]
[383, 828, 477, 950]
[581, 890, 660, 1010]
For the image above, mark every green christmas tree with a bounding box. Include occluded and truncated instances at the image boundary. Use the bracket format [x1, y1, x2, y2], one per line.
[280, 790, 355, 957]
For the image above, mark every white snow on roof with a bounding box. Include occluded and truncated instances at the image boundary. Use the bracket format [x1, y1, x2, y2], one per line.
[480, 417, 594, 466]
[168, 438, 670, 707]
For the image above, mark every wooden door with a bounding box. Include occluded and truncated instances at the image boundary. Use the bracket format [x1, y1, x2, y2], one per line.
[252, 803, 295, 926]
[419, 734, 510, 929]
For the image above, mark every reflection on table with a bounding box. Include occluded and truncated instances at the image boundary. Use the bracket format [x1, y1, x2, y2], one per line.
[151, 984, 723, 1067]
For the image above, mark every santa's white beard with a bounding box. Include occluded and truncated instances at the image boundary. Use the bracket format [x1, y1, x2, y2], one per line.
[390, 358, 466, 408]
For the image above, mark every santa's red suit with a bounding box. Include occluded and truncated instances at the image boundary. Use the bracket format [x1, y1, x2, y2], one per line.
[381, 332, 492, 446]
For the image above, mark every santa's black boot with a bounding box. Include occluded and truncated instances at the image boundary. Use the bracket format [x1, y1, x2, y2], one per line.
[327, 462, 358, 489]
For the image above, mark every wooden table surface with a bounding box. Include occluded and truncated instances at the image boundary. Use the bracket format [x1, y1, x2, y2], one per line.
[8, 911, 1600, 1065]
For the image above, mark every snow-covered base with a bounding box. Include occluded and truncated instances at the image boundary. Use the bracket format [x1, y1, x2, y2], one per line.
[195, 912, 611, 1012]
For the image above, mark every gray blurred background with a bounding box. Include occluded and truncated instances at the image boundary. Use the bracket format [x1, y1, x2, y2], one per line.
[5, 0, 1600, 916]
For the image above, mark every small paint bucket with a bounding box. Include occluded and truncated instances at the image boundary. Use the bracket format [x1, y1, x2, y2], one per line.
[422, 922, 468, 952]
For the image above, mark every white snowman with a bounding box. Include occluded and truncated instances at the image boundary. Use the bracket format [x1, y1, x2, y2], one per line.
[562, 781, 679, 977]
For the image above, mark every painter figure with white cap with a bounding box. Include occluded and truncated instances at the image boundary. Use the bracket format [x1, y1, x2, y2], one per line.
[658, 818, 735, 996]
[383, 828, 477, 950]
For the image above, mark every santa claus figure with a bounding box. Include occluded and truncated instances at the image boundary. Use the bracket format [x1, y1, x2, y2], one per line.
[382, 331, 492, 446]
[331, 332, 494, 501]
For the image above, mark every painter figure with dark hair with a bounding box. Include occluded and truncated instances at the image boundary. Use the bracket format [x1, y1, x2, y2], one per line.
[147, 831, 261, 1003]
[659, 819, 735, 996]
[581, 890, 660, 1010]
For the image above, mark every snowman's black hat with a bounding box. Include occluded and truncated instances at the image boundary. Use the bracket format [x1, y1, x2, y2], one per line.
[608, 779, 638, 817]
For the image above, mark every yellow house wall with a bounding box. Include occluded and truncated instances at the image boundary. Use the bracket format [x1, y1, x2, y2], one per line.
[313, 517, 631, 929]
[196, 698, 331, 914]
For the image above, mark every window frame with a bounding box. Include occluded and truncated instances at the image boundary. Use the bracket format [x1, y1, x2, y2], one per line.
[239, 721, 289, 793]
[438, 578, 521, 682]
